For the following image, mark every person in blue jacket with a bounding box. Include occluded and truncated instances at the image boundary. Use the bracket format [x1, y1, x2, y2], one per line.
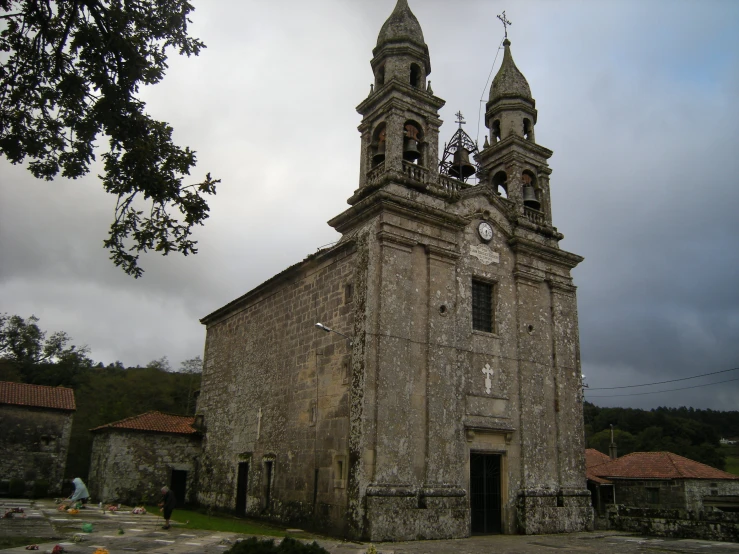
[67, 478, 90, 506]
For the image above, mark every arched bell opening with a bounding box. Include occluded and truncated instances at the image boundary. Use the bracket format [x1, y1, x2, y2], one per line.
[521, 170, 540, 210]
[492, 171, 508, 198]
[375, 63, 385, 89]
[370, 123, 387, 167]
[523, 118, 535, 142]
[410, 63, 422, 88]
[403, 121, 424, 165]
[492, 120, 501, 144]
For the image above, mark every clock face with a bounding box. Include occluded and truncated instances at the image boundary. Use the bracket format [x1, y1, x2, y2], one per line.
[478, 221, 493, 242]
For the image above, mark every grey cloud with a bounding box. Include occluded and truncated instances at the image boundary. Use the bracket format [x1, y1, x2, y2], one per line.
[1, 0, 738, 409]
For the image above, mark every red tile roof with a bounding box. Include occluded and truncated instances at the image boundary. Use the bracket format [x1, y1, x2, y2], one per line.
[586, 448, 611, 468]
[590, 451, 739, 481]
[91, 411, 197, 435]
[585, 449, 613, 484]
[0, 381, 76, 411]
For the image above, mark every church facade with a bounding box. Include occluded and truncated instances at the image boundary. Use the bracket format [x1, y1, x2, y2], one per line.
[196, 0, 592, 540]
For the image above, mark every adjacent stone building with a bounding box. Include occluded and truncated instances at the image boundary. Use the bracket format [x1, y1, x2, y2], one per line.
[88, 411, 201, 506]
[0, 381, 75, 495]
[196, 0, 591, 540]
[588, 451, 739, 512]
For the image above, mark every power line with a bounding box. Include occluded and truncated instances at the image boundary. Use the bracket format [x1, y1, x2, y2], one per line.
[587, 366, 739, 390]
[476, 37, 504, 146]
[585, 375, 739, 398]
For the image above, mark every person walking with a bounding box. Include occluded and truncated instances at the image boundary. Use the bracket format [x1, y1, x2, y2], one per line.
[158, 486, 176, 529]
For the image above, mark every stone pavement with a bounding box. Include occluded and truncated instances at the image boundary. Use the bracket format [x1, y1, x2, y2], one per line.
[2, 499, 739, 553]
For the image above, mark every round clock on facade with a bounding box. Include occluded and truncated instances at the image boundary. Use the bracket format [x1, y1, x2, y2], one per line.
[477, 221, 493, 242]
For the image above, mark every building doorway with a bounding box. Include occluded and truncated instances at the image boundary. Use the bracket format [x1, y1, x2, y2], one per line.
[235, 462, 250, 514]
[170, 469, 188, 507]
[470, 452, 502, 534]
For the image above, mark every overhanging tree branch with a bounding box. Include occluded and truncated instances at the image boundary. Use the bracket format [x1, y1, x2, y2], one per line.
[0, 0, 218, 277]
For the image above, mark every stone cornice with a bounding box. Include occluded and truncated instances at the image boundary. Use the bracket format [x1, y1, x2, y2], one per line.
[485, 98, 537, 122]
[357, 80, 446, 116]
[477, 136, 554, 165]
[330, 188, 468, 236]
[547, 279, 578, 295]
[371, 41, 431, 73]
[508, 236, 584, 269]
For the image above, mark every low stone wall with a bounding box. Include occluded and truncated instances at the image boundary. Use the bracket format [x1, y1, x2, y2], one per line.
[607, 505, 739, 542]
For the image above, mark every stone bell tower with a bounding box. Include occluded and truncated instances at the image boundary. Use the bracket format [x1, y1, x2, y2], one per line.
[477, 38, 554, 224]
[354, 0, 446, 198]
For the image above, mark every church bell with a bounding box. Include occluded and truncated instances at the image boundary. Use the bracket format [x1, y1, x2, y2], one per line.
[522, 185, 540, 210]
[448, 148, 476, 179]
[403, 138, 420, 161]
[403, 124, 421, 161]
[372, 137, 386, 165]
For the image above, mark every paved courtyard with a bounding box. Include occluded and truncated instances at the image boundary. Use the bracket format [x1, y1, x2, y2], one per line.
[2, 499, 739, 553]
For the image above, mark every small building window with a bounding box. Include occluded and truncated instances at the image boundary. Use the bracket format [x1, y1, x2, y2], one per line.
[472, 279, 494, 333]
[647, 487, 660, 504]
[344, 283, 353, 304]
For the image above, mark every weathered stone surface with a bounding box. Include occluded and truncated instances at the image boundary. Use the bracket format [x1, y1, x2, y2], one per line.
[88, 430, 201, 505]
[0, 404, 73, 495]
[607, 505, 739, 542]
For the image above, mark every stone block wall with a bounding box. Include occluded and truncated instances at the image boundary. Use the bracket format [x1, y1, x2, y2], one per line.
[88, 430, 201, 505]
[0, 404, 73, 495]
[685, 480, 739, 511]
[197, 244, 356, 534]
[607, 505, 739, 542]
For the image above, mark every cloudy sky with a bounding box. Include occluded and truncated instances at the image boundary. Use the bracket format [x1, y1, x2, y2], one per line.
[1, 0, 738, 410]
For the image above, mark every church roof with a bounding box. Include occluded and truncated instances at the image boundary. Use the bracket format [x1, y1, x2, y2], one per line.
[489, 39, 532, 103]
[90, 410, 198, 435]
[590, 451, 739, 481]
[376, 0, 426, 49]
[0, 381, 75, 411]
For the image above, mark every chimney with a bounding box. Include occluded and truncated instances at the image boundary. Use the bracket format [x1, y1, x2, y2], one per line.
[609, 424, 618, 460]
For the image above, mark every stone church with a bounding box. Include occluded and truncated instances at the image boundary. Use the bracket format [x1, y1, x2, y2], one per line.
[196, 0, 592, 540]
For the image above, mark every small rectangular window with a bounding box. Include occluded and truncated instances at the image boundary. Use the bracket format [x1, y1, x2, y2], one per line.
[472, 279, 494, 333]
[344, 283, 354, 304]
[647, 487, 659, 504]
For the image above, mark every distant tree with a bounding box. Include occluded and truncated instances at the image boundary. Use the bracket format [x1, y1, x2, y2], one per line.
[588, 429, 638, 457]
[179, 355, 202, 374]
[0, 0, 219, 277]
[179, 355, 202, 414]
[0, 314, 93, 371]
[147, 356, 171, 372]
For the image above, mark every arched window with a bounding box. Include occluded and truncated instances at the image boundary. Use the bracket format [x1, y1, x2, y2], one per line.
[492, 171, 508, 197]
[492, 120, 501, 143]
[523, 118, 534, 142]
[403, 121, 423, 165]
[375, 64, 385, 88]
[410, 64, 422, 88]
[371, 123, 386, 166]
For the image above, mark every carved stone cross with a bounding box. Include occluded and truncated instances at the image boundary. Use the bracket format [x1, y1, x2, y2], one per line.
[482, 363, 494, 394]
[257, 407, 262, 439]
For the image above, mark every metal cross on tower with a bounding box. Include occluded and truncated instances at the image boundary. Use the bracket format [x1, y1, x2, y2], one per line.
[497, 11, 512, 39]
[455, 111, 466, 129]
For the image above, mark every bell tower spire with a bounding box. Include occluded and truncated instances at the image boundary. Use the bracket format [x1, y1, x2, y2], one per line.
[477, 35, 556, 229]
[353, 0, 446, 202]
